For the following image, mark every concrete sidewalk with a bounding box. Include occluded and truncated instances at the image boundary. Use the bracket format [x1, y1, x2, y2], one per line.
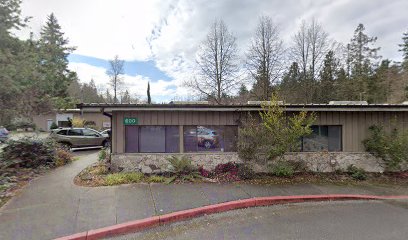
[1, 150, 408, 240]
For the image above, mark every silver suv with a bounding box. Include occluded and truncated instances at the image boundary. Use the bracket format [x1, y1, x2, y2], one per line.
[50, 128, 109, 149]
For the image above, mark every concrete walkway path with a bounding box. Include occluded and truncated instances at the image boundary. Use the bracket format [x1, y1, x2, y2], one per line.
[1, 150, 408, 240]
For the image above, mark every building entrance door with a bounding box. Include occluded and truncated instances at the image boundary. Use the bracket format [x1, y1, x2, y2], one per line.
[47, 119, 53, 131]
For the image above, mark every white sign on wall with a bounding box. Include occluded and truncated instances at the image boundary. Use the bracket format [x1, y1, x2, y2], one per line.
[103, 122, 111, 128]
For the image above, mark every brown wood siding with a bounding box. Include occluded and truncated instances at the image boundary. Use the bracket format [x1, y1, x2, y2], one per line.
[112, 110, 408, 154]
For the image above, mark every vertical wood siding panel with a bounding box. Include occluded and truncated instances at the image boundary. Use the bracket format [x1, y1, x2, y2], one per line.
[171, 111, 178, 125]
[112, 113, 117, 153]
[357, 112, 366, 151]
[157, 111, 165, 125]
[344, 112, 353, 152]
[371, 111, 379, 126]
[320, 112, 327, 125]
[206, 112, 213, 125]
[404, 112, 408, 132]
[179, 112, 186, 125]
[352, 112, 359, 152]
[220, 112, 227, 125]
[377, 112, 384, 131]
[185, 111, 192, 125]
[396, 112, 403, 132]
[326, 112, 333, 125]
[339, 112, 346, 151]
[332, 112, 339, 125]
[117, 112, 125, 153]
[163, 111, 171, 125]
[214, 112, 220, 125]
[192, 111, 199, 125]
[384, 112, 391, 133]
[151, 111, 158, 125]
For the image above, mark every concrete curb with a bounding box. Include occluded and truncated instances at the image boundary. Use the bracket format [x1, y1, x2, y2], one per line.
[54, 194, 408, 240]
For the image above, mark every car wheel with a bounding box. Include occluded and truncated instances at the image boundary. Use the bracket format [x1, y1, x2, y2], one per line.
[203, 140, 212, 149]
[102, 140, 110, 149]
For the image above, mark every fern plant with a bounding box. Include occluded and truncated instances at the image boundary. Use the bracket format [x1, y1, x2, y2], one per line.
[166, 155, 201, 183]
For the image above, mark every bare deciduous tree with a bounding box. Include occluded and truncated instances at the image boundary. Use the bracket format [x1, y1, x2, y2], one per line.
[246, 16, 284, 100]
[107, 55, 124, 103]
[290, 19, 332, 102]
[186, 20, 239, 104]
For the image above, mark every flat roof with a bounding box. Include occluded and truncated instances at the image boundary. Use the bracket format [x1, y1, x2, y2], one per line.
[77, 103, 408, 112]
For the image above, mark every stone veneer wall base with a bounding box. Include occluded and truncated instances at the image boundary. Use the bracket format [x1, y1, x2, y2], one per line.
[111, 152, 386, 173]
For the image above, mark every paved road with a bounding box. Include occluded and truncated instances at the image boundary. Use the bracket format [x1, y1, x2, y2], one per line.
[0, 150, 408, 240]
[107, 200, 408, 240]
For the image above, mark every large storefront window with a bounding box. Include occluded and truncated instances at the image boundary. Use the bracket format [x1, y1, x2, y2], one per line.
[183, 126, 238, 152]
[302, 125, 342, 152]
[125, 126, 179, 153]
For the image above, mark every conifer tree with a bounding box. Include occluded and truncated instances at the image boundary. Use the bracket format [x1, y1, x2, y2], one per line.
[39, 13, 76, 98]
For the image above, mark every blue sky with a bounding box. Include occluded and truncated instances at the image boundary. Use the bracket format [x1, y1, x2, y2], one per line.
[68, 54, 172, 82]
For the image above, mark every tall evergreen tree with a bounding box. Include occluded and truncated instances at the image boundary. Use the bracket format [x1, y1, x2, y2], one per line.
[347, 23, 380, 100]
[399, 31, 408, 70]
[278, 62, 302, 103]
[39, 13, 76, 98]
[316, 50, 339, 103]
[147, 82, 152, 104]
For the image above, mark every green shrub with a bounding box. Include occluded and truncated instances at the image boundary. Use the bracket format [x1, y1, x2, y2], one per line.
[237, 164, 256, 180]
[50, 122, 58, 130]
[238, 94, 315, 162]
[10, 118, 35, 130]
[104, 172, 143, 185]
[147, 175, 166, 183]
[347, 165, 367, 180]
[269, 160, 295, 177]
[98, 149, 107, 162]
[55, 148, 73, 166]
[0, 137, 57, 168]
[363, 125, 408, 171]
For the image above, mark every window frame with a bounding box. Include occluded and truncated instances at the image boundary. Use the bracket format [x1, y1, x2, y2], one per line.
[301, 125, 343, 152]
[124, 125, 180, 153]
[183, 125, 238, 153]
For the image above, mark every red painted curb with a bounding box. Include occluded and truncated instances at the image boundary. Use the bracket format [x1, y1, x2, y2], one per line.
[54, 231, 87, 240]
[86, 216, 160, 240]
[54, 194, 408, 240]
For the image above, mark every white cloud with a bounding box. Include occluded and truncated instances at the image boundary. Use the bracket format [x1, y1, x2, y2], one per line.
[68, 62, 189, 102]
[18, 0, 408, 100]
[18, 0, 171, 61]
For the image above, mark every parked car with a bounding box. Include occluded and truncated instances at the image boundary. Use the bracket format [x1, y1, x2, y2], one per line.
[100, 129, 111, 138]
[197, 126, 220, 149]
[50, 127, 109, 149]
[0, 126, 9, 143]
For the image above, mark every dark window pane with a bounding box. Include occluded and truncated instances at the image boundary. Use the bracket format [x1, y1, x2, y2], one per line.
[328, 126, 342, 151]
[197, 126, 222, 152]
[68, 129, 82, 136]
[184, 126, 197, 152]
[320, 126, 328, 137]
[83, 129, 99, 136]
[139, 126, 166, 153]
[57, 130, 67, 135]
[125, 126, 139, 153]
[165, 126, 179, 153]
[303, 126, 328, 151]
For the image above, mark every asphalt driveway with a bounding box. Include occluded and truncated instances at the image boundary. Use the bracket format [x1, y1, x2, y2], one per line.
[107, 200, 408, 240]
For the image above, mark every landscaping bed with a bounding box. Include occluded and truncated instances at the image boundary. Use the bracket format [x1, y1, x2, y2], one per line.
[75, 153, 408, 187]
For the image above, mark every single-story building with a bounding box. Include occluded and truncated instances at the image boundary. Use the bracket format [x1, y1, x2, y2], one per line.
[32, 109, 111, 131]
[77, 102, 408, 173]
